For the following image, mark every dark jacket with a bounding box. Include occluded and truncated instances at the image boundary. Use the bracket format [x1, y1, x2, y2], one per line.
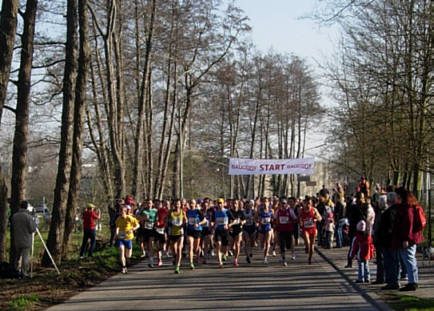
[374, 204, 398, 248]
[348, 203, 368, 238]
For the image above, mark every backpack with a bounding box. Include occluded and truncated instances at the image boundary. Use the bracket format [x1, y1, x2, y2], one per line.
[412, 205, 426, 233]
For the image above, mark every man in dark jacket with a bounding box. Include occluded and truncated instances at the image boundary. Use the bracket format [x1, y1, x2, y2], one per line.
[11, 201, 37, 278]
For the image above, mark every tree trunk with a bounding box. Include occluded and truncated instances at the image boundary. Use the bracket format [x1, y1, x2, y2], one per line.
[133, 0, 156, 201]
[42, 0, 78, 266]
[10, 0, 38, 265]
[0, 0, 19, 263]
[63, 0, 90, 259]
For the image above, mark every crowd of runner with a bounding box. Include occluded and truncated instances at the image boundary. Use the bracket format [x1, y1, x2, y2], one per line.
[80, 177, 424, 292]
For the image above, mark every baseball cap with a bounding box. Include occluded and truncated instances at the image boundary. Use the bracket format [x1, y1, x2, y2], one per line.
[217, 198, 224, 204]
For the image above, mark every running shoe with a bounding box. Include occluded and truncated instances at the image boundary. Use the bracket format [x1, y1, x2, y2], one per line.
[234, 259, 239, 267]
[283, 261, 288, 267]
[158, 259, 163, 267]
[228, 250, 234, 256]
[264, 258, 269, 265]
[190, 263, 195, 270]
[211, 250, 215, 257]
[140, 252, 147, 258]
[223, 255, 227, 262]
[272, 250, 276, 257]
[175, 266, 180, 274]
[121, 266, 127, 274]
[246, 256, 251, 264]
[291, 255, 296, 260]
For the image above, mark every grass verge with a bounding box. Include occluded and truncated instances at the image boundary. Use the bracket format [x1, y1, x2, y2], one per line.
[381, 293, 434, 311]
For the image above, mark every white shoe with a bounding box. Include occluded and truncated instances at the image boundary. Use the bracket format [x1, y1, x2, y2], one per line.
[272, 251, 276, 257]
[264, 258, 269, 265]
[121, 267, 127, 274]
[283, 261, 288, 267]
[211, 250, 215, 257]
[291, 255, 296, 260]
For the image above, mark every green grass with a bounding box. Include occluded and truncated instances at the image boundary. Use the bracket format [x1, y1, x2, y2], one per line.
[387, 294, 434, 311]
[6, 295, 39, 311]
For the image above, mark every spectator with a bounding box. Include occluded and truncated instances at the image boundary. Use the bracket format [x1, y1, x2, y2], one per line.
[346, 192, 368, 268]
[372, 191, 388, 284]
[11, 201, 37, 278]
[392, 187, 423, 291]
[79, 203, 100, 259]
[350, 220, 375, 283]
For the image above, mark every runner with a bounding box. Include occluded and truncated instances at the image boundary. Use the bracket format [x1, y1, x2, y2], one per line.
[166, 199, 186, 274]
[212, 198, 234, 268]
[138, 199, 158, 268]
[275, 198, 298, 266]
[186, 199, 207, 269]
[115, 206, 140, 274]
[242, 200, 256, 263]
[155, 200, 169, 266]
[299, 197, 322, 264]
[257, 197, 273, 264]
[200, 198, 214, 264]
[228, 199, 245, 266]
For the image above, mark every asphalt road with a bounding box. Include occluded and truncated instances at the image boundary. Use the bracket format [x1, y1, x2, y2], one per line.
[46, 246, 379, 311]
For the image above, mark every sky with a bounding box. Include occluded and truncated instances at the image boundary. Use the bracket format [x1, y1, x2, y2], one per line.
[236, 0, 339, 64]
[236, 0, 340, 157]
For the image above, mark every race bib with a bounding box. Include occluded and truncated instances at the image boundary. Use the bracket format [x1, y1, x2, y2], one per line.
[279, 216, 289, 224]
[118, 231, 126, 239]
[304, 219, 314, 229]
[172, 218, 183, 226]
[188, 217, 196, 226]
[261, 217, 271, 225]
[216, 217, 228, 225]
[155, 227, 165, 235]
[145, 222, 154, 230]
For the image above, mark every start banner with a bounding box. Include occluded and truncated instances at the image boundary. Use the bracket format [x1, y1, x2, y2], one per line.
[228, 158, 315, 175]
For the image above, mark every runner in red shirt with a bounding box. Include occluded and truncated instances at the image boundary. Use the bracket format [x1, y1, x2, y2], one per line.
[155, 200, 169, 266]
[275, 198, 298, 266]
[299, 197, 322, 264]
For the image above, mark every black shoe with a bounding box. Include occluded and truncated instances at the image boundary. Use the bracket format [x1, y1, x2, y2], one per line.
[246, 256, 251, 264]
[344, 264, 352, 268]
[364, 279, 371, 284]
[372, 280, 384, 285]
[381, 284, 400, 290]
[355, 279, 364, 283]
[399, 283, 418, 291]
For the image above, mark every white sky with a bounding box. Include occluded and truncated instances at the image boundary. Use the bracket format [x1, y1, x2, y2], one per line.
[236, 0, 340, 157]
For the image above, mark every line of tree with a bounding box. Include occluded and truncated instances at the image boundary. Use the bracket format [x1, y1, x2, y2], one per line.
[0, 0, 323, 265]
[314, 0, 432, 193]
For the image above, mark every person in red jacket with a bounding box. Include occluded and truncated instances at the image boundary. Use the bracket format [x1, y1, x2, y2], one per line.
[392, 187, 423, 291]
[80, 203, 100, 258]
[350, 220, 375, 283]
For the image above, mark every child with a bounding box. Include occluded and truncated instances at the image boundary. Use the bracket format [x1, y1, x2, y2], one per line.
[325, 212, 335, 249]
[350, 220, 375, 283]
